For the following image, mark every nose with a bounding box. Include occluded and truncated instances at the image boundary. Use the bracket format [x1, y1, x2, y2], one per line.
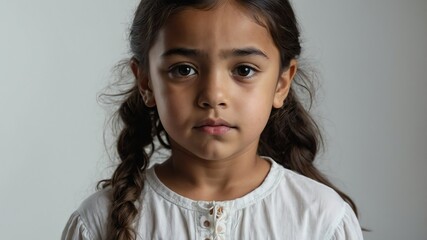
[197, 70, 228, 109]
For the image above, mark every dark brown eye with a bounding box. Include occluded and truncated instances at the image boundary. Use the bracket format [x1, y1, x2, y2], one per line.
[169, 64, 196, 77]
[177, 66, 193, 75]
[237, 66, 251, 76]
[234, 65, 256, 77]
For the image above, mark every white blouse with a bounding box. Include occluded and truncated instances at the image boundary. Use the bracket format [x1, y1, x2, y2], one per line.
[62, 157, 364, 240]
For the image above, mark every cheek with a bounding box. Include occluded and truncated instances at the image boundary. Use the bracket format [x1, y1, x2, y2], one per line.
[155, 89, 191, 129]
[158, 98, 179, 118]
[236, 89, 274, 127]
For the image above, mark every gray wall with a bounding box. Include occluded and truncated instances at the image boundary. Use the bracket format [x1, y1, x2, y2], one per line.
[1, 0, 426, 239]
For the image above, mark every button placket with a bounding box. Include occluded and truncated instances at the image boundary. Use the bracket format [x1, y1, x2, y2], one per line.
[196, 202, 228, 240]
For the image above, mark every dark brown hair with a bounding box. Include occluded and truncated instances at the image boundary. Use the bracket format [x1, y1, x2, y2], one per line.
[99, 0, 363, 239]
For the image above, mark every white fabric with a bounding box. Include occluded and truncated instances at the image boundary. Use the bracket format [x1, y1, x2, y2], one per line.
[62, 157, 364, 240]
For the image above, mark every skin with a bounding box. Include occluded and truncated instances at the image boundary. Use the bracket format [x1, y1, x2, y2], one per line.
[131, 1, 297, 201]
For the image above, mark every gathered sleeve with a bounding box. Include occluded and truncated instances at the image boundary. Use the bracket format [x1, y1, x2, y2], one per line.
[61, 211, 93, 240]
[329, 203, 364, 240]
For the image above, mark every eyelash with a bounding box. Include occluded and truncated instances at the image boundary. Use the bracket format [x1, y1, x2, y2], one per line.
[168, 64, 197, 78]
[167, 64, 260, 79]
[232, 65, 259, 78]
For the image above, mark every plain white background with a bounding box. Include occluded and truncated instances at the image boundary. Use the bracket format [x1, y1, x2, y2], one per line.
[1, 0, 426, 239]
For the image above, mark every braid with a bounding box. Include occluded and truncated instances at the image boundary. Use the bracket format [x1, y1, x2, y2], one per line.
[100, 87, 155, 240]
[259, 81, 359, 217]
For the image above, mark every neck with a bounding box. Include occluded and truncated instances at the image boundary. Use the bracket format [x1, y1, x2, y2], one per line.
[155, 145, 271, 201]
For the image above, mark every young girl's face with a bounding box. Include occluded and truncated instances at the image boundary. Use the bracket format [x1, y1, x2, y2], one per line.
[143, 1, 295, 161]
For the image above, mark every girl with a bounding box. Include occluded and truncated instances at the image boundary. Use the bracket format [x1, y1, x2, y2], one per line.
[62, 0, 364, 239]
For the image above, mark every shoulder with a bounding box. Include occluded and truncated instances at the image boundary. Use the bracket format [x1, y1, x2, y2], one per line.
[263, 156, 344, 210]
[69, 188, 112, 240]
[263, 157, 341, 205]
[77, 187, 112, 218]
[272, 163, 361, 238]
[279, 166, 343, 207]
[328, 202, 364, 240]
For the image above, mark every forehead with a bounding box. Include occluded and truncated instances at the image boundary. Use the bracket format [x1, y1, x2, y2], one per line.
[150, 1, 278, 58]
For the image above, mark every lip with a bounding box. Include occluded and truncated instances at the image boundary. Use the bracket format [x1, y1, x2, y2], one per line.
[194, 118, 235, 135]
[194, 118, 233, 128]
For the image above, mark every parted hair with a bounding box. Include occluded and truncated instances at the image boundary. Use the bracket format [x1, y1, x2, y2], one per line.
[98, 0, 362, 239]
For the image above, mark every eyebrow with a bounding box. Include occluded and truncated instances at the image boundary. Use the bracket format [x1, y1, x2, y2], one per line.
[226, 48, 269, 59]
[161, 48, 203, 58]
[161, 47, 269, 59]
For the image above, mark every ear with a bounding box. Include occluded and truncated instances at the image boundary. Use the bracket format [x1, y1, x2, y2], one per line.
[273, 59, 297, 108]
[130, 58, 156, 107]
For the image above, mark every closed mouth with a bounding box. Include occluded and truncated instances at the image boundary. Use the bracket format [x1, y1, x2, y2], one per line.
[193, 118, 237, 135]
[194, 118, 235, 128]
